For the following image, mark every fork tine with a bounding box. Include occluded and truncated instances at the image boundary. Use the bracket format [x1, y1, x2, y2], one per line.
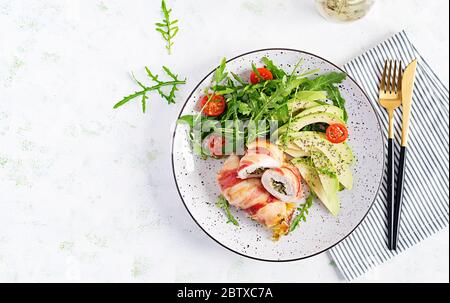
[380, 60, 388, 92]
[386, 60, 392, 92]
[397, 61, 402, 92]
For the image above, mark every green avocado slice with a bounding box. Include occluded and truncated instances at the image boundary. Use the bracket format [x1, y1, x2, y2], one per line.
[311, 151, 340, 216]
[287, 91, 328, 113]
[292, 157, 340, 216]
[288, 132, 353, 190]
[289, 131, 354, 165]
[278, 142, 309, 158]
[288, 100, 321, 112]
[274, 112, 345, 139]
[296, 104, 344, 120]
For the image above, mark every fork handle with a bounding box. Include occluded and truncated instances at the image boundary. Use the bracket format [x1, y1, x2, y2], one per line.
[392, 146, 407, 250]
[387, 138, 396, 250]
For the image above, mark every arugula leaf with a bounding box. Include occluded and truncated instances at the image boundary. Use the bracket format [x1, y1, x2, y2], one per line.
[214, 57, 228, 84]
[289, 193, 314, 232]
[292, 90, 327, 101]
[216, 195, 239, 226]
[237, 102, 251, 116]
[261, 57, 287, 79]
[279, 110, 294, 148]
[271, 103, 290, 123]
[214, 88, 235, 95]
[156, 0, 179, 55]
[303, 72, 346, 91]
[290, 58, 304, 77]
[282, 77, 308, 97]
[141, 94, 148, 113]
[326, 84, 348, 122]
[177, 115, 194, 128]
[253, 75, 306, 121]
[114, 66, 186, 112]
[231, 72, 246, 85]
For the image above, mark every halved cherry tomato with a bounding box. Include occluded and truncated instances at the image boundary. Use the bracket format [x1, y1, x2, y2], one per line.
[250, 67, 273, 84]
[203, 133, 226, 157]
[326, 123, 348, 143]
[200, 94, 226, 117]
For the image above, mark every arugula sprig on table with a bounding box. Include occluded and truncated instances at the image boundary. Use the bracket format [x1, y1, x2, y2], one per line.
[216, 195, 239, 226]
[113, 66, 185, 113]
[155, 0, 179, 55]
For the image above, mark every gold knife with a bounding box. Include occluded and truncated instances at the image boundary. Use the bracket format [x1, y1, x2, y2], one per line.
[392, 59, 417, 250]
[400, 59, 418, 147]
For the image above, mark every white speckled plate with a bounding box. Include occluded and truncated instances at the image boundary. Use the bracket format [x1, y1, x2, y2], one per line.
[172, 49, 384, 261]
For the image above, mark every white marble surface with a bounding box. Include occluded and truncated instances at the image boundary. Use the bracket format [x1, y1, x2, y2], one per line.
[0, 0, 448, 283]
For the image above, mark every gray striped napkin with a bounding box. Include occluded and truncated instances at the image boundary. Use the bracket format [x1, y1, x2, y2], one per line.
[329, 30, 450, 281]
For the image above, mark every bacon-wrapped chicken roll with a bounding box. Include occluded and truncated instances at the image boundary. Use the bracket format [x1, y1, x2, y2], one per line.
[261, 164, 303, 202]
[217, 154, 295, 239]
[237, 139, 284, 179]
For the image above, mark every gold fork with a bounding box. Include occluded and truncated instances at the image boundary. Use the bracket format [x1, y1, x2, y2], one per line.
[378, 60, 402, 250]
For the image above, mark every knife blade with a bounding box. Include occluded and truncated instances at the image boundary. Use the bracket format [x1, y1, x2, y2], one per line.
[400, 59, 418, 146]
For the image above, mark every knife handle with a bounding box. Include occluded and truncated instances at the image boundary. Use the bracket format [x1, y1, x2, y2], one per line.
[392, 146, 407, 250]
[387, 138, 395, 250]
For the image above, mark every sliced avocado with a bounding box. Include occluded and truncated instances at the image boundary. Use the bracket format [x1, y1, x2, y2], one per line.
[275, 112, 345, 138]
[276, 140, 309, 158]
[287, 91, 328, 113]
[289, 131, 354, 165]
[294, 140, 353, 189]
[296, 104, 344, 120]
[335, 140, 354, 166]
[291, 158, 340, 216]
[277, 142, 309, 158]
[284, 148, 309, 158]
[311, 152, 340, 216]
[284, 144, 309, 158]
[288, 100, 320, 112]
[293, 91, 327, 102]
[292, 133, 353, 190]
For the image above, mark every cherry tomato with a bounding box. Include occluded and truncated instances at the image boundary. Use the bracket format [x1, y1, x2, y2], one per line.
[326, 123, 348, 144]
[203, 133, 226, 157]
[200, 94, 226, 117]
[250, 67, 273, 84]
